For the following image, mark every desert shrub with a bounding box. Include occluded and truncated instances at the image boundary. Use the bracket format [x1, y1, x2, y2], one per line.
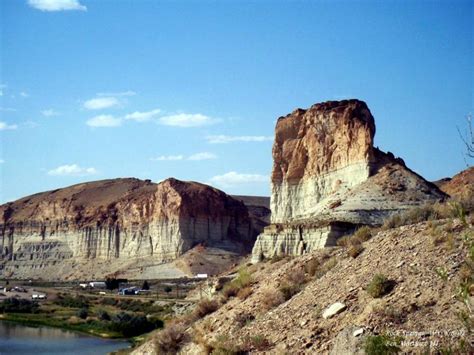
[222, 268, 253, 300]
[193, 299, 219, 319]
[305, 258, 321, 277]
[234, 268, 252, 288]
[382, 205, 439, 229]
[233, 312, 255, 328]
[0, 298, 39, 313]
[55, 295, 89, 309]
[286, 268, 306, 285]
[77, 307, 88, 319]
[315, 257, 338, 279]
[155, 324, 187, 354]
[99, 297, 117, 306]
[108, 312, 162, 337]
[366, 274, 393, 298]
[222, 283, 239, 299]
[435, 267, 449, 281]
[348, 244, 364, 258]
[336, 235, 352, 247]
[364, 334, 401, 355]
[353, 226, 372, 242]
[97, 309, 110, 321]
[236, 286, 253, 300]
[449, 200, 467, 219]
[382, 214, 402, 230]
[261, 288, 285, 311]
[241, 334, 272, 351]
[279, 282, 301, 301]
[209, 335, 243, 355]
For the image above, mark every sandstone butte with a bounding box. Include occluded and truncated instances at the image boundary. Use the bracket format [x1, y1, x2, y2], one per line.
[0, 178, 266, 280]
[252, 99, 447, 262]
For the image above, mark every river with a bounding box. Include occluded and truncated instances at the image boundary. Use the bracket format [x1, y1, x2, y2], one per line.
[0, 321, 131, 354]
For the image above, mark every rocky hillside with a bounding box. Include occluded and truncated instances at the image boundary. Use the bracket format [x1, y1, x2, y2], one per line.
[0, 178, 265, 280]
[435, 166, 474, 201]
[135, 212, 474, 354]
[253, 100, 446, 261]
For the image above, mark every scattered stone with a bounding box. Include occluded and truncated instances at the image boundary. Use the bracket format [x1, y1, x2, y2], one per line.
[353, 328, 364, 337]
[322, 302, 347, 319]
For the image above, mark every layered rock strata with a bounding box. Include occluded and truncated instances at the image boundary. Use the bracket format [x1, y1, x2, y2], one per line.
[252, 99, 446, 261]
[0, 178, 263, 279]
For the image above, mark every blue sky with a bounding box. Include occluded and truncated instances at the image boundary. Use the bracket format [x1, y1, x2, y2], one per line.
[0, 0, 472, 202]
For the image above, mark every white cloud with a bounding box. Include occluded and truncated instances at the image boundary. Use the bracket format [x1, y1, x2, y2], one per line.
[125, 109, 161, 122]
[206, 135, 273, 144]
[188, 152, 217, 161]
[158, 113, 217, 127]
[0, 107, 16, 112]
[28, 0, 87, 11]
[20, 91, 29, 98]
[97, 91, 136, 97]
[0, 159, 4, 164]
[47, 164, 97, 176]
[0, 121, 18, 131]
[150, 155, 184, 161]
[209, 172, 269, 188]
[83, 97, 120, 110]
[41, 109, 59, 117]
[86, 115, 122, 127]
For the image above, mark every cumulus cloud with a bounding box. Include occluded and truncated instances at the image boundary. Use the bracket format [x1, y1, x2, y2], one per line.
[97, 91, 136, 97]
[206, 135, 273, 144]
[83, 97, 120, 110]
[0, 121, 18, 131]
[209, 172, 269, 188]
[158, 113, 217, 127]
[187, 152, 217, 161]
[86, 115, 122, 127]
[125, 109, 161, 122]
[28, 0, 87, 11]
[150, 155, 184, 161]
[41, 109, 59, 117]
[47, 164, 97, 176]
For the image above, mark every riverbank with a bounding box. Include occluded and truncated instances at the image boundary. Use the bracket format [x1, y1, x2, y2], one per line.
[0, 291, 172, 343]
[0, 320, 131, 355]
[0, 313, 124, 339]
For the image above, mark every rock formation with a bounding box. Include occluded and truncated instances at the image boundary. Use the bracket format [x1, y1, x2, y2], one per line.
[434, 166, 474, 200]
[0, 178, 263, 280]
[252, 99, 446, 261]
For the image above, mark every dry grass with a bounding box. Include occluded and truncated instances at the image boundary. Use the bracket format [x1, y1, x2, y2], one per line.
[237, 286, 253, 300]
[193, 299, 219, 319]
[348, 244, 364, 258]
[261, 288, 285, 311]
[154, 323, 188, 354]
[366, 274, 393, 298]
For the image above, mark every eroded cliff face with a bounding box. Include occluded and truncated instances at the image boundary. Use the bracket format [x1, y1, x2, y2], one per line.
[271, 100, 376, 223]
[0, 178, 262, 280]
[253, 99, 447, 261]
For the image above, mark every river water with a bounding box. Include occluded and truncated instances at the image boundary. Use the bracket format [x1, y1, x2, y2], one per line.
[0, 321, 130, 354]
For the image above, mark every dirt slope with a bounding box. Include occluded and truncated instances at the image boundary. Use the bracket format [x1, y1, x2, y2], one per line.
[135, 216, 474, 354]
